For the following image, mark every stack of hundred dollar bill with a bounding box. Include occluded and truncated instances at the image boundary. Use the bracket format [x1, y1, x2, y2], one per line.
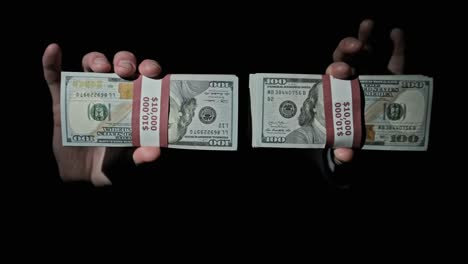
[249, 74, 433, 151]
[61, 72, 238, 150]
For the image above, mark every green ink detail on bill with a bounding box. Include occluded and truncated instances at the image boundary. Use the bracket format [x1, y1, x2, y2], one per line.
[89, 103, 109, 121]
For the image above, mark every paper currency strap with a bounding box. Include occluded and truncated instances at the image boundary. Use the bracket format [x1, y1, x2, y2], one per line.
[322, 75, 362, 148]
[131, 75, 170, 147]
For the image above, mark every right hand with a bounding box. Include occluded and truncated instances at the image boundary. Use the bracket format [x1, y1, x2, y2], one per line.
[43, 44, 162, 186]
[327, 19, 405, 165]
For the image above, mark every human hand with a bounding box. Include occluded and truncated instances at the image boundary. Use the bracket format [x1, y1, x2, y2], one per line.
[327, 19, 405, 164]
[43, 44, 162, 185]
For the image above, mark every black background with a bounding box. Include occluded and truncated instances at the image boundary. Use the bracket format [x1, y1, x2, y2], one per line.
[11, 4, 450, 211]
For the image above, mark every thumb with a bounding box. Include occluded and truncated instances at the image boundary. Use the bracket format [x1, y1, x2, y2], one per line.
[133, 147, 161, 164]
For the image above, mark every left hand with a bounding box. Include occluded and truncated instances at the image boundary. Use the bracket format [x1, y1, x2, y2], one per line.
[43, 44, 163, 186]
[328, 19, 405, 165]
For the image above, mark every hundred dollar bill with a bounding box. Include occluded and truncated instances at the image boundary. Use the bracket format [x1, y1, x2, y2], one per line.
[250, 73, 433, 151]
[61, 72, 238, 150]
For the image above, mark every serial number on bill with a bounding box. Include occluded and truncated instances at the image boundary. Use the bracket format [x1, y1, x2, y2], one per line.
[72, 92, 118, 98]
[189, 129, 229, 135]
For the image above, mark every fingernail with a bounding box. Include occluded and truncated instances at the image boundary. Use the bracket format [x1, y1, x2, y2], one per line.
[147, 61, 161, 71]
[94, 58, 108, 65]
[151, 61, 161, 69]
[118, 60, 134, 70]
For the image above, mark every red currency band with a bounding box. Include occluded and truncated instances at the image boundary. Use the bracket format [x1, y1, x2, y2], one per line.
[322, 74, 362, 149]
[159, 75, 170, 148]
[131, 75, 170, 147]
[351, 78, 362, 148]
[131, 75, 143, 146]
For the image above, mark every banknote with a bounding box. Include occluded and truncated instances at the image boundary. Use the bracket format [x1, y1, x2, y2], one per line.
[250, 73, 433, 151]
[61, 72, 238, 150]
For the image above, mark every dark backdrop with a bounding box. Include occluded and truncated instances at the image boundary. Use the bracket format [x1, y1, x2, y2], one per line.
[15, 5, 446, 211]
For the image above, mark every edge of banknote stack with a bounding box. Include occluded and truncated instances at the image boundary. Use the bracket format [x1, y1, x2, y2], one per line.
[61, 72, 239, 151]
[249, 73, 433, 151]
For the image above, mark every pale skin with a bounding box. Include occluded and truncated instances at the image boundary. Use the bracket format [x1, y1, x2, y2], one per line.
[43, 19, 405, 185]
[43, 46, 162, 185]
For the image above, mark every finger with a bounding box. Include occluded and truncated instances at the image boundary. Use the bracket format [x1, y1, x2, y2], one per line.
[333, 148, 354, 165]
[42, 43, 62, 105]
[81, 52, 111, 73]
[325, 62, 354, 79]
[113, 51, 137, 78]
[133, 147, 161, 165]
[138, 59, 163, 78]
[358, 19, 374, 45]
[388, 28, 405, 74]
[333, 37, 362, 62]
